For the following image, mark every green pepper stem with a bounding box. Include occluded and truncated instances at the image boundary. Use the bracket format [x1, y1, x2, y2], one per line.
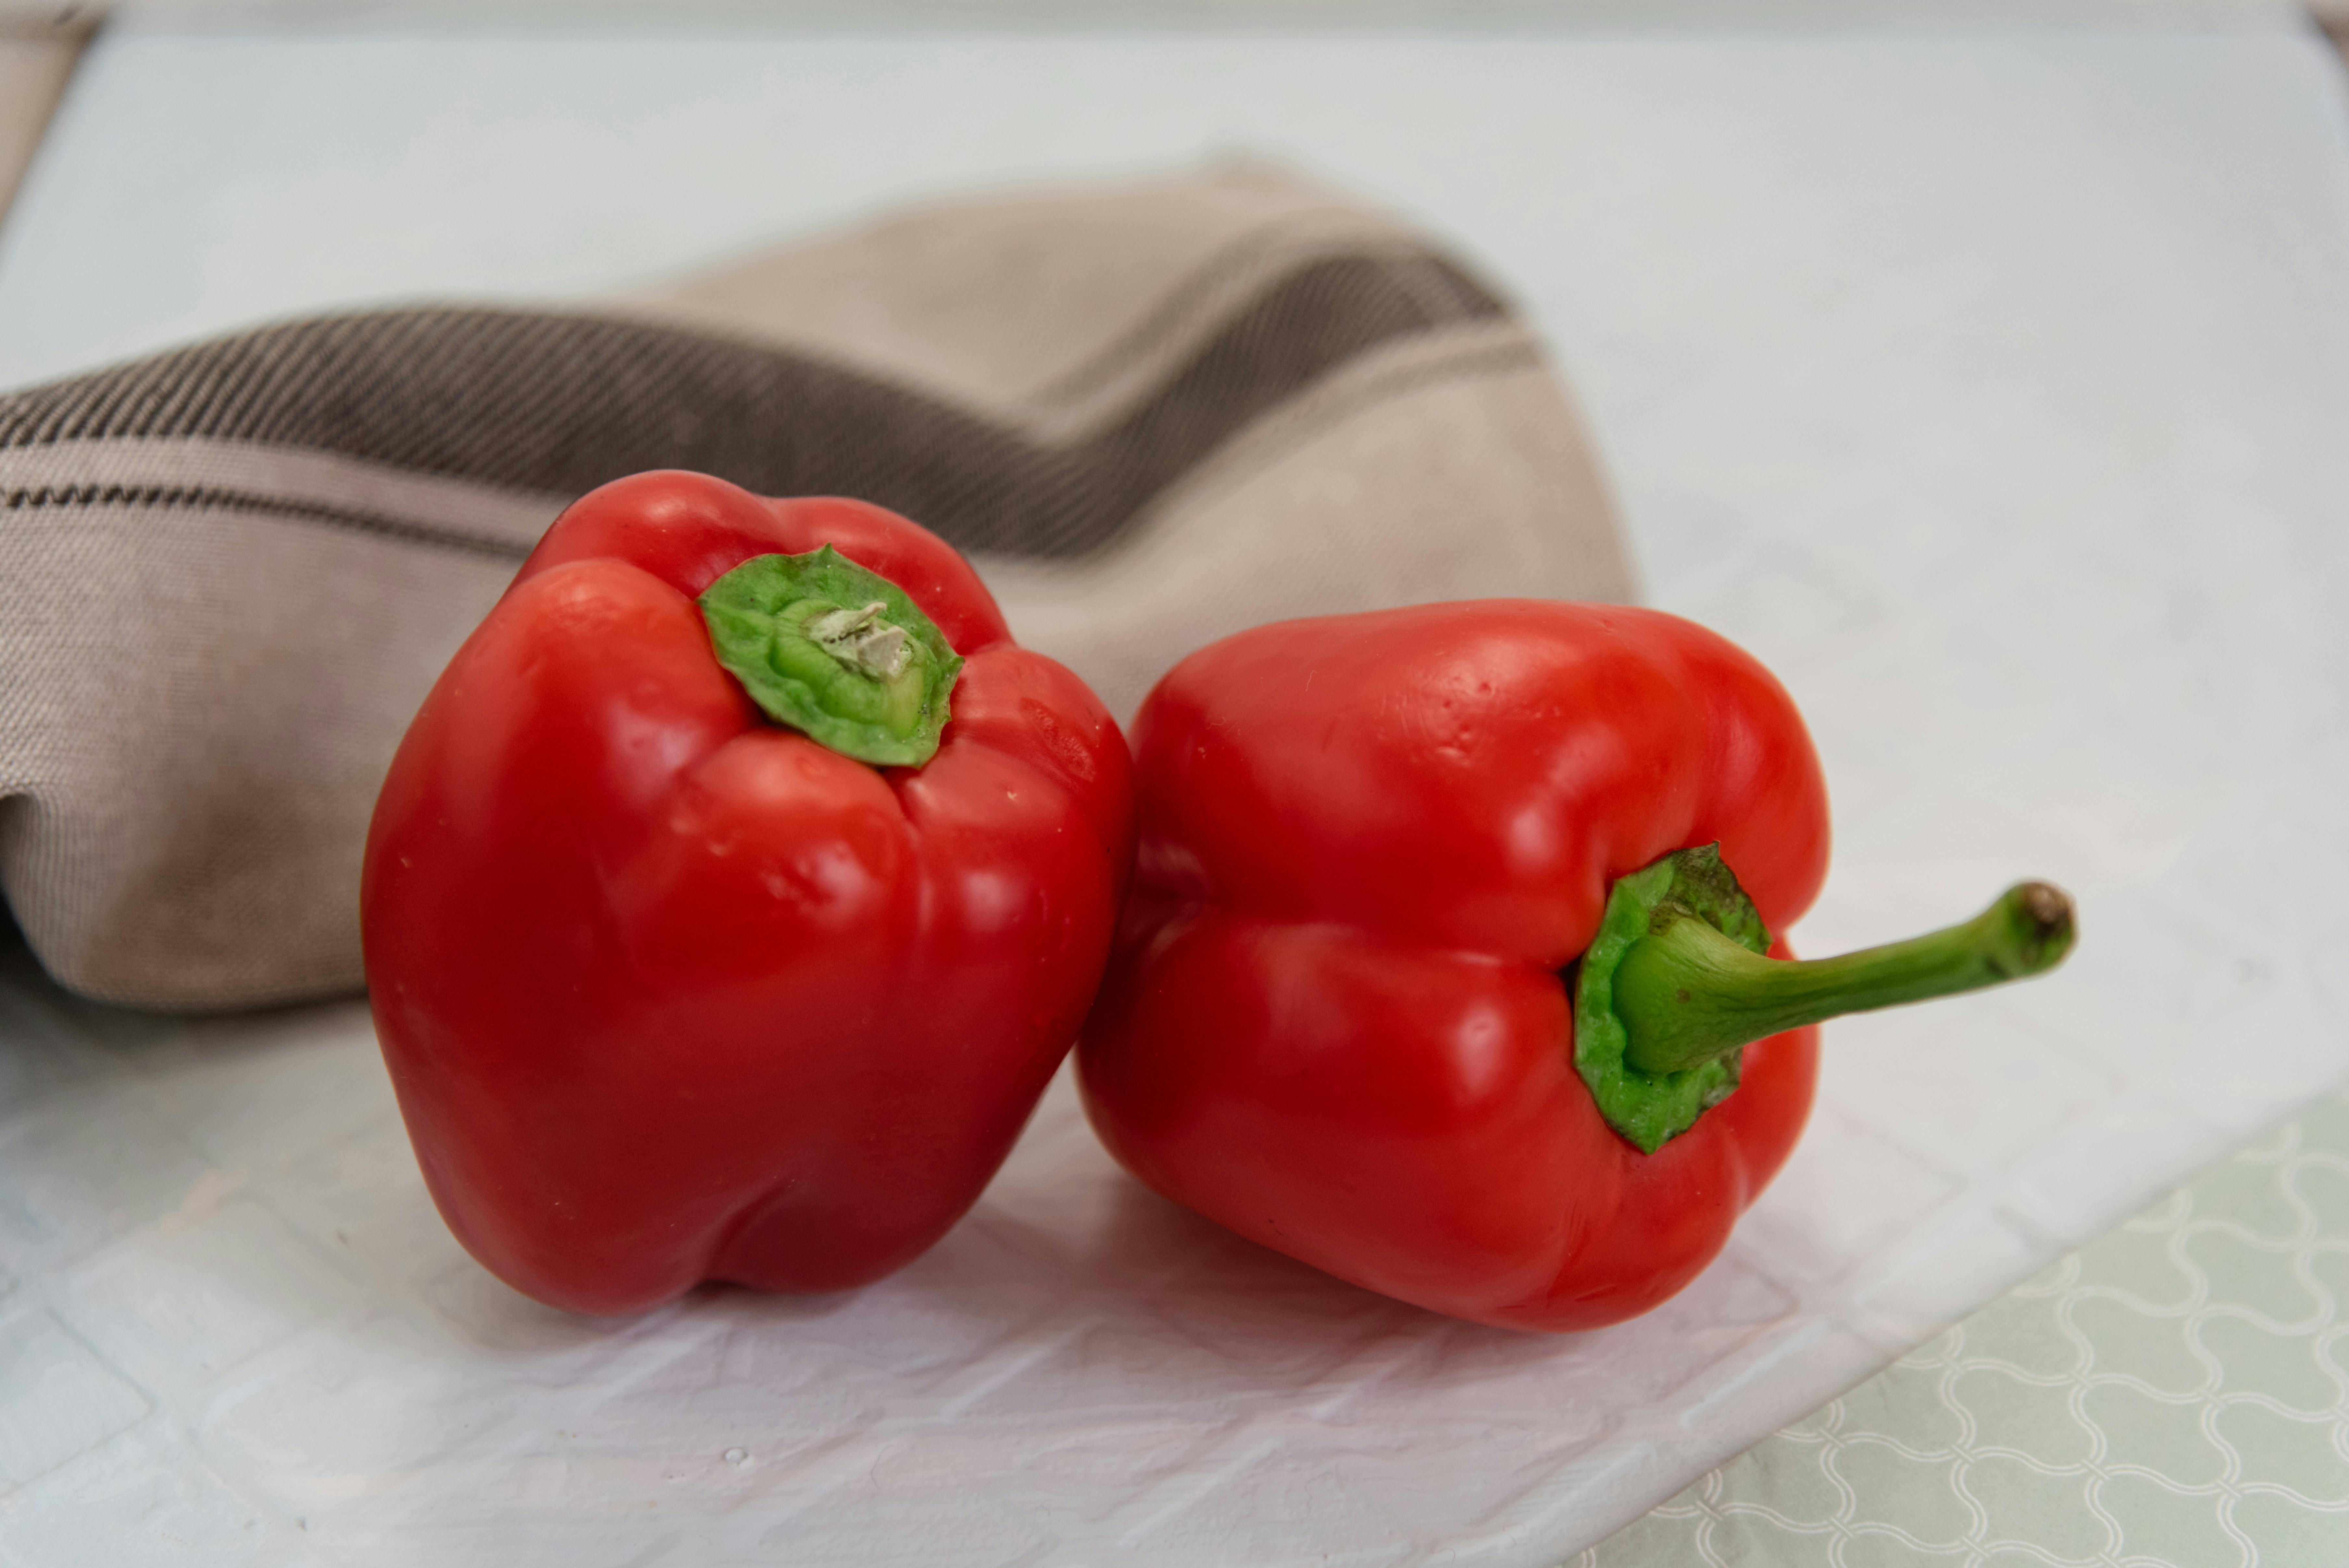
[1614, 881, 2076, 1076]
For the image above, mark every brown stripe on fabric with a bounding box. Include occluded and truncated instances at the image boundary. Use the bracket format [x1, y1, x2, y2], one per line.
[1024, 227, 1501, 411]
[0, 251, 1508, 560]
[3, 482, 533, 562]
[1079, 253, 1505, 519]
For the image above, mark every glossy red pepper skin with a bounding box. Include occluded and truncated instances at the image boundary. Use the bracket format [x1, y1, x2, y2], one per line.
[1077, 601, 1829, 1332]
[363, 472, 1133, 1315]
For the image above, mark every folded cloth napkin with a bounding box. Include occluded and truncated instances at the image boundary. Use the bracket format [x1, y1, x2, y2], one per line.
[0, 161, 1633, 1013]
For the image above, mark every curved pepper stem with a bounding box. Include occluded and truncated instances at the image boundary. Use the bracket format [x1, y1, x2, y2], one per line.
[1571, 846, 2075, 1154]
[1615, 880, 2075, 1076]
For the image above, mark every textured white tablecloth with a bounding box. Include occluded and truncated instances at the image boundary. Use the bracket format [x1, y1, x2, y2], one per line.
[4, 10, 2349, 1564]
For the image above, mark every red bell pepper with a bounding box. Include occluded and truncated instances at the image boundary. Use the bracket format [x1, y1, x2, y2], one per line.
[363, 471, 1133, 1315]
[1077, 601, 2071, 1332]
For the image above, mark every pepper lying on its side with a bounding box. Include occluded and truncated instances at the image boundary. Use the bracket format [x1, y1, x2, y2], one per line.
[364, 472, 1133, 1314]
[1078, 601, 2071, 1333]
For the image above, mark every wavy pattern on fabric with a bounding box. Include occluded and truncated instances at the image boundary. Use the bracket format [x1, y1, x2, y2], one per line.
[1581, 1090, 2349, 1566]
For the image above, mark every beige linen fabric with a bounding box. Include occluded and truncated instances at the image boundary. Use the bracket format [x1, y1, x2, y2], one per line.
[0, 162, 1632, 1011]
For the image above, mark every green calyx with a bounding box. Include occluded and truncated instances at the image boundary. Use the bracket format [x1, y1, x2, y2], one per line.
[1573, 845, 1772, 1155]
[699, 547, 963, 768]
[1573, 845, 2077, 1154]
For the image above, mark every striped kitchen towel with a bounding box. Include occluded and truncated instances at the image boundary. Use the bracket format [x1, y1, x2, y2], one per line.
[0, 160, 1632, 1013]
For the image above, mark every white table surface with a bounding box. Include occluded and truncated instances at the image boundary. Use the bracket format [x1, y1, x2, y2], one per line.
[4, 9, 2349, 1564]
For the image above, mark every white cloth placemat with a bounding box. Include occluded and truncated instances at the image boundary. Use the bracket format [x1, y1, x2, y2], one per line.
[4, 13, 2349, 1564]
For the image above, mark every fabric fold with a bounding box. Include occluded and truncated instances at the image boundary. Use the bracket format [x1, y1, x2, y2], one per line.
[0, 161, 1632, 1011]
